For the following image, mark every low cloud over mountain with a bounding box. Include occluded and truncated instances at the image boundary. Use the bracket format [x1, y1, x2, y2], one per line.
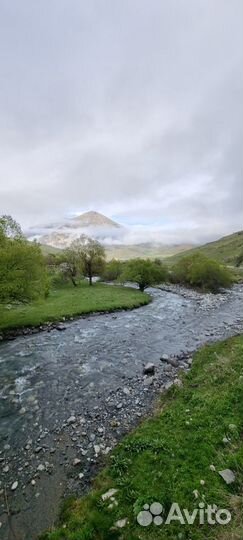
[27, 210, 199, 249]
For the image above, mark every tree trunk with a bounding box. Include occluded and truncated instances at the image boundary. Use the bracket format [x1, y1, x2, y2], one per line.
[139, 283, 145, 292]
[88, 261, 93, 285]
[71, 276, 77, 287]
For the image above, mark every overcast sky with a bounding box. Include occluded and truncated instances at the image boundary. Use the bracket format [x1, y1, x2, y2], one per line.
[0, 0, 242, 243]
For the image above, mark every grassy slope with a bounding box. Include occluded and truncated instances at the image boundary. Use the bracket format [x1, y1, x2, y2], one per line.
[41, 336, 243, 540]
[105, 243, 194, 261]
[40, 244, 62, 255]
[0, 283, 150, 332]
[166, 230, 243, 266]
[40, 243, 194, 260]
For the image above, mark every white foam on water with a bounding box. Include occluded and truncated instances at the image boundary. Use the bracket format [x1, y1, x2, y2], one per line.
[15, 376, 29, 395]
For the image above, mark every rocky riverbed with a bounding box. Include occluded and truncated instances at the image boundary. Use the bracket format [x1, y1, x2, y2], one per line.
[0, 285, 243, 540]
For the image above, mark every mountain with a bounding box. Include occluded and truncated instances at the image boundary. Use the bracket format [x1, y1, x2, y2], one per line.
[34, 211, 123, 248]
[166, 230, 243, 265]
[70, 211, 121, 229]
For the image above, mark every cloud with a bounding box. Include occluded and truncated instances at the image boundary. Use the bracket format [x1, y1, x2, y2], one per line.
[0, 0, 242, 243]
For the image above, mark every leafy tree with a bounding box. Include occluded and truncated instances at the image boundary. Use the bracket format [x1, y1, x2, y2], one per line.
[121, 258, 168, 292]
[78, 237, 105, 285]
[0, 215, 23, 244]
[60, 247, 83, 287]
[59, 236, 105, 287]
[172, 254, 233, 293]
[101, 259, 124, 281]
[0, 216, 48, 302]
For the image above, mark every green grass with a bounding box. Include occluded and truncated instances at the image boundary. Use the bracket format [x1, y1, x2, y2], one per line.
[166, 230, 243, 266]
[41, 336, 243, 540]
[0, 282, 150, 332]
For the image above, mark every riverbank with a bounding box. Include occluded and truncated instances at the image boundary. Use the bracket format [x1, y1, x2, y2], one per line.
[0, 282, 150, 340]
[41, 335, 243, 540]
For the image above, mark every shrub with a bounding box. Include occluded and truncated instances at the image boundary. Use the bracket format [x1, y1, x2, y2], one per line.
[0, 238, 48, 302]
[172, 254, 233, 293]
[101, 259, 124, 281]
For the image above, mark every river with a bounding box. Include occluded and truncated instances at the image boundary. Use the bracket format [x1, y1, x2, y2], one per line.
[0, 285, 242, 539]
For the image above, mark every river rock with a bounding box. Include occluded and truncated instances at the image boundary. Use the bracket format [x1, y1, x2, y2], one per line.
[11, 481, 18, 491]
[160, 354, 169, 361]
[55, 324, 66, 331]
[174, 378, 183, 388]
[114, 518, 128, 528]
[102, 488, 118, 501]
[143, 376, 154, 386]
[218, 469, 235, 484]
[67, 416, 76, 425]
[37, 464, 45, 472]
[165, 357, 178, 368]
[73, 458, 81, 466]
[143, 363, 155, 375]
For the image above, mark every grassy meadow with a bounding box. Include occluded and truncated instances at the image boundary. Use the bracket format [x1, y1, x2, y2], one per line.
[0, 282, 150, 332]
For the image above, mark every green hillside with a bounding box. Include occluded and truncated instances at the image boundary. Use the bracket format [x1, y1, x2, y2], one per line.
[39, 242, 193, 260]
[166, 230, 243, 265]
[105, 242, 193, 261]
[40, 243, 62, 255]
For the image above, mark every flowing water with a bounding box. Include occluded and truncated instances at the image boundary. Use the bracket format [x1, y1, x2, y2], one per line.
[0, 286, 242, 539]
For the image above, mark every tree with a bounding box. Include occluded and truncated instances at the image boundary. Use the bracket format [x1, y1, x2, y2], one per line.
[60, 236, 105, 287]
[121, 258, 168, 292]
[0, 215, 23, 245]
[0, 216, 48, 302]
[172, 253, 233, 293]
[78, 236, 105, 285]
[101, 259, 124, 281]
[60, 247, 82, 287]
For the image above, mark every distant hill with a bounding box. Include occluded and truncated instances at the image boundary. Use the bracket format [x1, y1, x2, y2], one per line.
[166, 230, 243, 265]
[39, 241, 193, 260]
[40, 244, 62, 255]
[105, 243, 194, 261]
